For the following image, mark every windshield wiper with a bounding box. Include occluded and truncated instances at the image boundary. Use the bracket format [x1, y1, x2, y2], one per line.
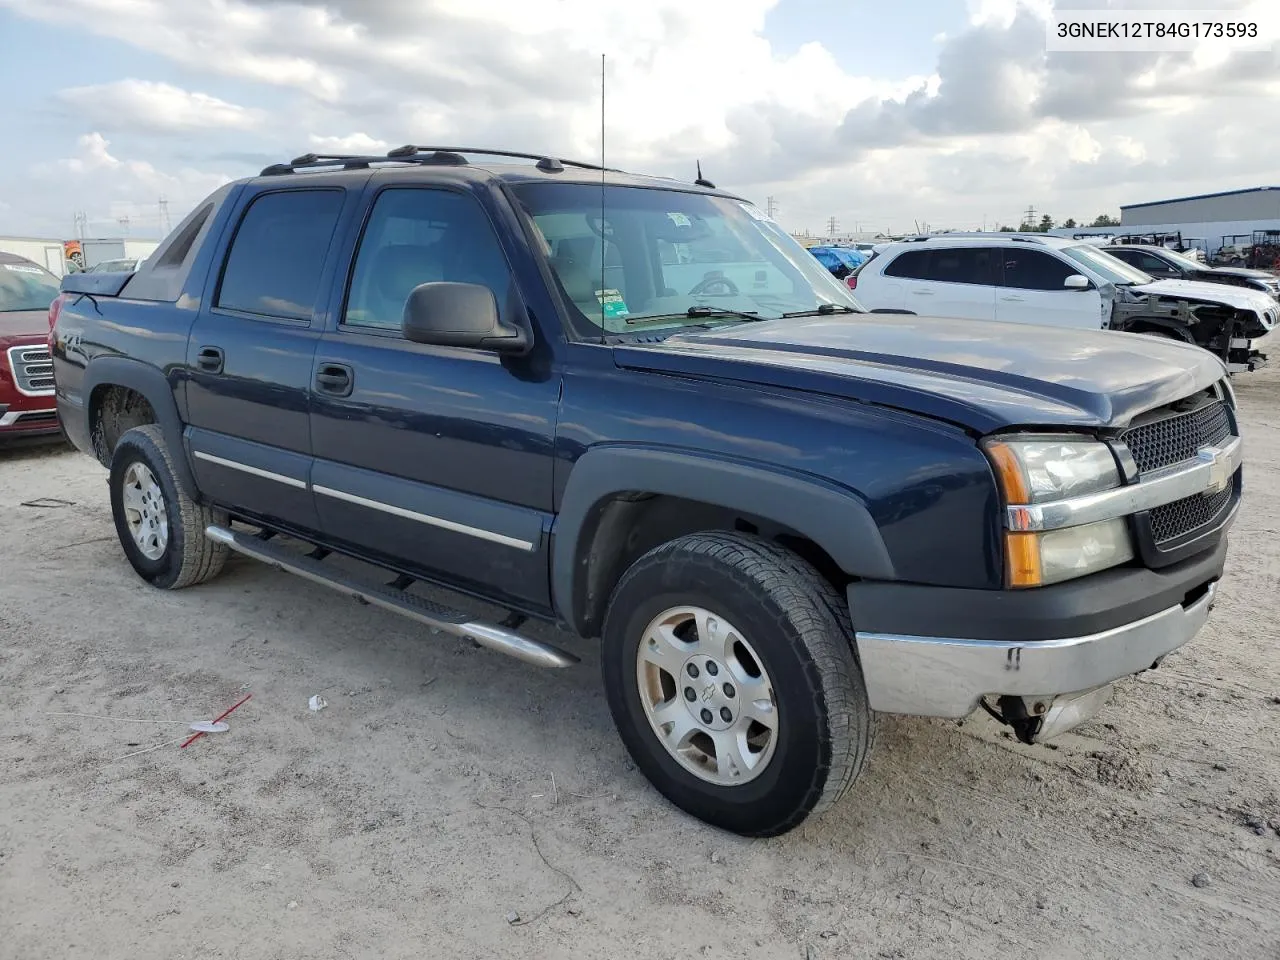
[626, 306, 764, 325]
[779, 303, 858, 318]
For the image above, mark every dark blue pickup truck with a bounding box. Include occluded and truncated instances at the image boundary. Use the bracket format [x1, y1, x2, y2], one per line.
[50, 147, 1242, 836]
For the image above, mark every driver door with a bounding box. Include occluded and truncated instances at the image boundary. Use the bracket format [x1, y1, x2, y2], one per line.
[308, 183, 561, 610]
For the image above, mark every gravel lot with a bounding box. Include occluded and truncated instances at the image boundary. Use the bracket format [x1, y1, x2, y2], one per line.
[3, 355, 1280, 960]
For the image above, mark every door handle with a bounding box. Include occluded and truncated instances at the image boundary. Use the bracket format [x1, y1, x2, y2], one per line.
[1000, 295, 1025, 302]
[315, 363, 354, 397]
[196, 346, 224, 373]
[910, 290, 935, 295]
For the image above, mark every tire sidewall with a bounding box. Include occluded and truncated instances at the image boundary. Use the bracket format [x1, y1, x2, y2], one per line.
[109, 428, 187, 589]
[602, 553, 839, 834]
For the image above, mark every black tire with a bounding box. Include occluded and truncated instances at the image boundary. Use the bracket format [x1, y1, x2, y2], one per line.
[601, 531, 874, 837]
[108, 424, 229, 589]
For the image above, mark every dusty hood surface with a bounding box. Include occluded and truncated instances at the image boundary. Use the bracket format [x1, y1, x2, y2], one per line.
[614, 314, 1226, 434]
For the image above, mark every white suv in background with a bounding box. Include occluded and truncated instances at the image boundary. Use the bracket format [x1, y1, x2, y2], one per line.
[852, 234, 1276, 372]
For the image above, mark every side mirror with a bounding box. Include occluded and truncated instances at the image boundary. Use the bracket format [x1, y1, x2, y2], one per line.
[402, 281, 530, 353]
[1063, 274, 1091, 290]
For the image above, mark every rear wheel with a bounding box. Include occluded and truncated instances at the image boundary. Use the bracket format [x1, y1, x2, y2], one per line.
[109, 424, 229, 589]
[601, 531, 873, 836]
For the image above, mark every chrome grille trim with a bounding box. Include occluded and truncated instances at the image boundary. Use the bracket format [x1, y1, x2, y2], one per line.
[6, 345, 55, 397]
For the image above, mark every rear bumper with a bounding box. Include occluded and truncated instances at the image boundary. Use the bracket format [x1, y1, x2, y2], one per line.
[849, 542, 1226, 718]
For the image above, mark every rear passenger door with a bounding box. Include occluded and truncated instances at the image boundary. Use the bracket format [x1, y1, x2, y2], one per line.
[918, 247, 998, 319]
[185, 184, 353, 533]
[877, 248, 996, 319]
[308, 184, 561, 611]
[995, 248, 1102, 329]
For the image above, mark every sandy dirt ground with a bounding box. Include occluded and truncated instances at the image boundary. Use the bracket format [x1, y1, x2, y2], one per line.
[3, 361, 1280, 960]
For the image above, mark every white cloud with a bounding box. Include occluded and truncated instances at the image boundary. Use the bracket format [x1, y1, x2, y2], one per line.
[2, 0, 1279, 236]
[58, 79, 265, 133]
[307, 132, 391, 154]
[35, 133, 231, 236]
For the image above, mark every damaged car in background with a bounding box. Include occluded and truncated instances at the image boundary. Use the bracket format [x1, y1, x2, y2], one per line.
[852, 234, 1276, 373]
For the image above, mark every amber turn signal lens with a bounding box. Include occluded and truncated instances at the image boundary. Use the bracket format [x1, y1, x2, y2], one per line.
[985, 441, 1031, 505]
[1005, 531, 1043, 588]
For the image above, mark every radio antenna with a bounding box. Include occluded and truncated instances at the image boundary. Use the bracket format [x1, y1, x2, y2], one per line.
[600, 52, 606, 344]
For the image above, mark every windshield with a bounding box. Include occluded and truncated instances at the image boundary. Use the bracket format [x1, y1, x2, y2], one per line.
[1058, 244, 1153, 286]
[0, 260, 61, 313]
[1155, 247, 1207, 272]
[512, 183, 863, 336]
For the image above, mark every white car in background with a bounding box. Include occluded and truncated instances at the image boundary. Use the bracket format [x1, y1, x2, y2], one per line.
[853, 233, 1276, 373]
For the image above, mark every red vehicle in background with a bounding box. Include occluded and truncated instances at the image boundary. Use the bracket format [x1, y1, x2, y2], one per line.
[0, 252, 62, 443]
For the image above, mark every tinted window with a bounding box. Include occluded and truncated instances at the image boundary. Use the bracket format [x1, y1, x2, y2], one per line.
[1132, 252, 1178, 275]
[217, 190, 343, 320]
[344, 188, 514, 331]
[1001, 250, 1077, 291]
[927, 247, 996, 285]
[883, 250, 930, 279]
[883, 248, 995, 284]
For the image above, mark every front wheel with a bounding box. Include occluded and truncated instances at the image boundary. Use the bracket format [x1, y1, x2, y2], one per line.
[601, 532, 873, 836]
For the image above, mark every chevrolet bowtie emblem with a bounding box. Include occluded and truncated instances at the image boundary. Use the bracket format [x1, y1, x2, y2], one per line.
[1198, 445, 1231, 496]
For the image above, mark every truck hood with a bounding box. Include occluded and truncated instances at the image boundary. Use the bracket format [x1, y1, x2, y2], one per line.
[0, 309, 48, 341]
[1135, 278, 1276, 313]
[613, 314, 1225, 434]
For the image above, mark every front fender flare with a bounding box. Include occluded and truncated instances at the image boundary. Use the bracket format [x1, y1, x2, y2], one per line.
[551, 444, 895, 633]
[83, 357, 197, 500]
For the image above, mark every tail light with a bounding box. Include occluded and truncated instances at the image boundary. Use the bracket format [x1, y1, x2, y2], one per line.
[47, 293, 67, 353]
[846, 275, 858, 290]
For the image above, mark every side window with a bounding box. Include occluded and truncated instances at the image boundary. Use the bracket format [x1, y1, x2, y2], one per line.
[344, 188, 513, 331]
[882, 250, 930, 279]
[1001, 250, 1077, 291]
[1137, 252, 1175, 274]
[928, 248, 996, 285]
[217, 190, 343, 320]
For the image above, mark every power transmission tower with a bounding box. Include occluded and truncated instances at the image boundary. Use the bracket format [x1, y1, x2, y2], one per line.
[73, 211, 88, 239]
[827, 216, 838, 237]
[766, 196, 779, 219]
[1023, 205, 1036, 229]
[158, 196, 172, 235]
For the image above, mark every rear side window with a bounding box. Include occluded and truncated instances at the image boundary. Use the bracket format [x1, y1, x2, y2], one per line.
[217, 190, 343, 320]
[927, 248, 996, 285]
[882, 250, 930, 279]
[882, 248, 995, 285]
[1001, 250, 1077, 291]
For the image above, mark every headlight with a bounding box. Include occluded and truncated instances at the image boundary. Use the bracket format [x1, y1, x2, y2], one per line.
[985, 438, 1134, 588]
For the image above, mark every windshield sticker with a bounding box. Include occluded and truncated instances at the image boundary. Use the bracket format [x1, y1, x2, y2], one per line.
[594, 288, 630, 319]
[666, 212, 692, 227]
[738, 202, 772, 223]
[2, 263, 44, 275]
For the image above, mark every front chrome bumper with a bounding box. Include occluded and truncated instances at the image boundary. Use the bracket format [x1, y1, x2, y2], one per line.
[855, 580, 1216, 718]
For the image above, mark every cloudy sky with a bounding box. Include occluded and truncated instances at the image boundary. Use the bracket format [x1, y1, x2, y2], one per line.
[0, 0, 1276, 240]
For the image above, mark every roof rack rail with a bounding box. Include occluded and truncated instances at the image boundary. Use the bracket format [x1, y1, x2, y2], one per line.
[385, 145, 620, 172]
[260, 145, 624, 177]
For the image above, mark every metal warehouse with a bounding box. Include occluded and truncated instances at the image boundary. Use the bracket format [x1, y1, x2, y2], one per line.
[1117, 186, 1280, 258]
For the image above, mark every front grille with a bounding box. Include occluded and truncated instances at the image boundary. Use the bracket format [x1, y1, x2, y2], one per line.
[5, 345, 54, 396]
[1149, 484, 1233, 545]
[1121, 393, 1236, 548]
[1120, 397, 1231, 474]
